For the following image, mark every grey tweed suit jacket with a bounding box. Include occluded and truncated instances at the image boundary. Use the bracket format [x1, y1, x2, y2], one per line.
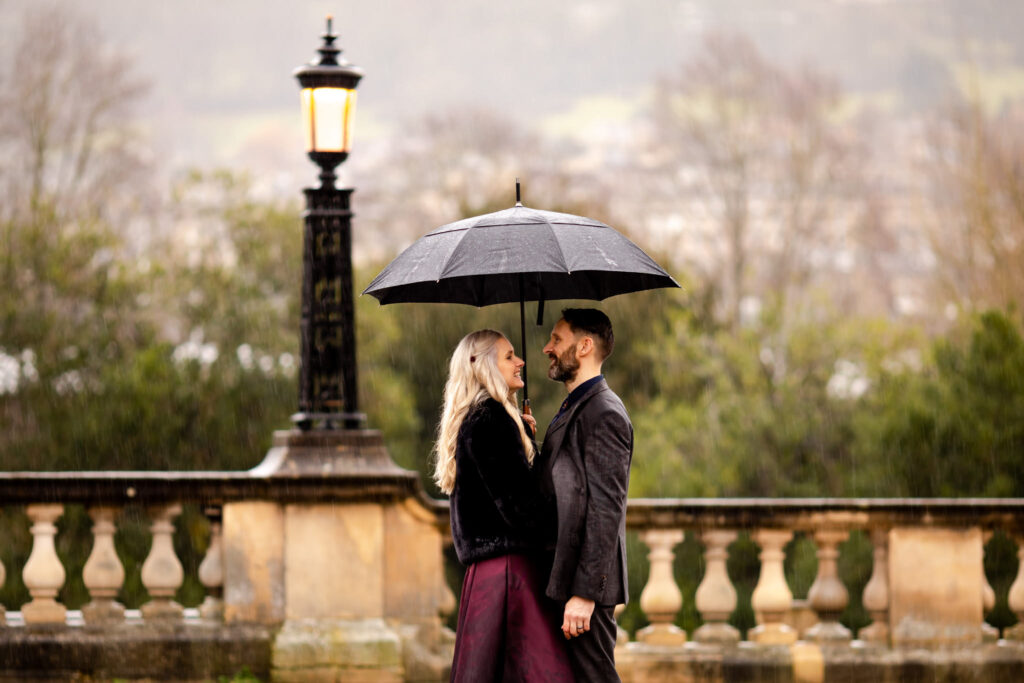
[540, 377, 633, 606]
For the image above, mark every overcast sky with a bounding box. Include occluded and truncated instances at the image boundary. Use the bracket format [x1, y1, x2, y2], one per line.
[3, 0, 1021, 193]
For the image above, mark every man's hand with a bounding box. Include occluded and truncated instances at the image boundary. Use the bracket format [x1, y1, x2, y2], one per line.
[562, 595, 596, 639]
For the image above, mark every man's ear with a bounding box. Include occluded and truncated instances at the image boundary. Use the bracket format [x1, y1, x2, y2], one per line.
[577, 335, 595, 358]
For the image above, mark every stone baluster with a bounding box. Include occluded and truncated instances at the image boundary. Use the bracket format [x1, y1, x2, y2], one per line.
[614, 603, 629, 645]
[198, 506, 224, 620]
[1007, 533, 1024, 641]
[140, 503, 184, 620]
[980, 531, 999, 642]
[805, 528, 852, 643]
[694, 529, 739, 644]
[436, 541, 459, 658]
[22, 504, 67, 625]
[82, 506, 126, 624]
[0, 544, 6, 625]
[438, 571, 456, 623]
[859, 527, 889, 644]
[637, 528, 687, 645]
[750, 528, 797, 645]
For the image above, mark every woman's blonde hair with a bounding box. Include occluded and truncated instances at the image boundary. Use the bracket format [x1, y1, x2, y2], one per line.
[433, 329, 535, 494]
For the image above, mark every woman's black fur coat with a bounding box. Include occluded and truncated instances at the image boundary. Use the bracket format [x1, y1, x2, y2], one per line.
[449, 397, 552, 565]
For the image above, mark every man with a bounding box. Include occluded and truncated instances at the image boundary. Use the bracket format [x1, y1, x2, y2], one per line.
[539, 308, 633, 682]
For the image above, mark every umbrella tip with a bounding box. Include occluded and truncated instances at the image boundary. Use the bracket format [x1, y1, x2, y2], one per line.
[515, 178, 522, 206]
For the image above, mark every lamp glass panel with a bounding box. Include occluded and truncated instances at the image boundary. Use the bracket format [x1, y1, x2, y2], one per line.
[302, 87, 356, 153]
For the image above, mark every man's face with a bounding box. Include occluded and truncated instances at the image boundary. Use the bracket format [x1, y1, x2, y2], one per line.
[543, 319, 580, 383]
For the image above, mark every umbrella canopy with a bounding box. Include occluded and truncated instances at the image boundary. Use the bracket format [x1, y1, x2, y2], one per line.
[363, 204, 678, 305]
[363, 199, 680, 405]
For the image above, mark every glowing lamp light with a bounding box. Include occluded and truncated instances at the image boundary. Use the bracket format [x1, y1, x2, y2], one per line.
[294, 16, 363, 186]
[300, 86, 357, 154]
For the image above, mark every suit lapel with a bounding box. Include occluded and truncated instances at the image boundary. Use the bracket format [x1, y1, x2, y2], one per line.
[543, 413, 570, 459]
[543, 378, 609, 462]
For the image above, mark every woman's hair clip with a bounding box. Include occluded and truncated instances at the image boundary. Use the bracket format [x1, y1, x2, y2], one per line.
[470, 355, 476, 363]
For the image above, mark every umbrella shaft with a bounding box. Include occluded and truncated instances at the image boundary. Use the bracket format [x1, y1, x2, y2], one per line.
[520, 291, 529, 404]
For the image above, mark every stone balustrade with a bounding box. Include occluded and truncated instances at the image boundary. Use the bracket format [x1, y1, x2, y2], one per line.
[2, 464, 1024, 681]
[616, 498, 1024, 681]
[0, 428, 452, 682]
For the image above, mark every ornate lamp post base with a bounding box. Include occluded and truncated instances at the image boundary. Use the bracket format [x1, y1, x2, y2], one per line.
[252, 428, 405, 478]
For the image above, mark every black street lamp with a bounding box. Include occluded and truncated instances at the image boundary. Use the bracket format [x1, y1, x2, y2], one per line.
[254, 17, 403, 478]
[292, 16, 365, 430]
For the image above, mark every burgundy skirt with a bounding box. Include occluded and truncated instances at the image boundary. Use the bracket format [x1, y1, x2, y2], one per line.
[450, 554, 575, 682]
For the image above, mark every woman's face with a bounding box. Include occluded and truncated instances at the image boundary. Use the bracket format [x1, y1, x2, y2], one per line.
[494, 337, 525, 393]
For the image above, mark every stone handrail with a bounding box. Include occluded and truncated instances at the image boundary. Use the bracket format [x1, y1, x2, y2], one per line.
[625, 497, 1024, 529]
[0, 469, 422, 505]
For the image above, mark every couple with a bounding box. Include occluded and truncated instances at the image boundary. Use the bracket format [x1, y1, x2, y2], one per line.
[435, 308, 634, 683]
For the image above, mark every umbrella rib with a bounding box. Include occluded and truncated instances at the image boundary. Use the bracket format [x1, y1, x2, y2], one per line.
[545, 221, 610, 274]
[435, 217, 482, 280]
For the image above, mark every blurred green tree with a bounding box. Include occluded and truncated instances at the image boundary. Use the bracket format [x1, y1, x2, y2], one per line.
[853, 309, 1024, 497]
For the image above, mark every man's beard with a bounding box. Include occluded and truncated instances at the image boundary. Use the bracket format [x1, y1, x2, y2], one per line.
[548, 343, 580, 383]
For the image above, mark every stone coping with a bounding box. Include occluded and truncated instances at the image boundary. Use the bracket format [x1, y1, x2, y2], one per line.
[2, 464, 1022, 531]
[0, 470, 422, 505]
[425, 497, 1024, 531]
[623, 497, 1024, 530]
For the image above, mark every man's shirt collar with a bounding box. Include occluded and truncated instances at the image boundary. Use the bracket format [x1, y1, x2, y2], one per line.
[552, 374, 604, 425]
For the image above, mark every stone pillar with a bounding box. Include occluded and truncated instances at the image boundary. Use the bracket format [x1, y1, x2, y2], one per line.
[272, 501, 402, 681]
[614, 603, 629, 645]
[21, 504, 66, 625]
[980, 531, 999, 642]
[251, 429, 451, 681]
[198, 507, 224, 621]
[223, 501, 285, 624]
[140, 503, 184, 621]
[0, 539, 6, 625]
[889, 527, 984, 646]
[1006, 533, 1024, 641]
[384, 499, 454, 681]
[694, 529, 740, 644]
[859, 527, 889, 644]
[437, 550, 459, 664]
[438, 567, 456, 623]
[805, 528, 851, 643]
[749, 528, 797, 645]
[82, 506, 126, 624]
[637, 528, 687, 645]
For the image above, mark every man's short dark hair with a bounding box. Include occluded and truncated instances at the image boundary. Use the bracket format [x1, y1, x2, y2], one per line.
[561, 308, 614, 361]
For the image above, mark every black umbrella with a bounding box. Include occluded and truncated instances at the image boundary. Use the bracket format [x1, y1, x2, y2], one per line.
[363, 183, 680, 405]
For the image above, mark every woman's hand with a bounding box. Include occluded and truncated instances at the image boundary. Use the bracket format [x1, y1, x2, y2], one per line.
[521, 412, 537, 435]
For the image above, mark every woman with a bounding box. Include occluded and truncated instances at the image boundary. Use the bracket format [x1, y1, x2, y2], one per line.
[435, 329, 574, 682]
